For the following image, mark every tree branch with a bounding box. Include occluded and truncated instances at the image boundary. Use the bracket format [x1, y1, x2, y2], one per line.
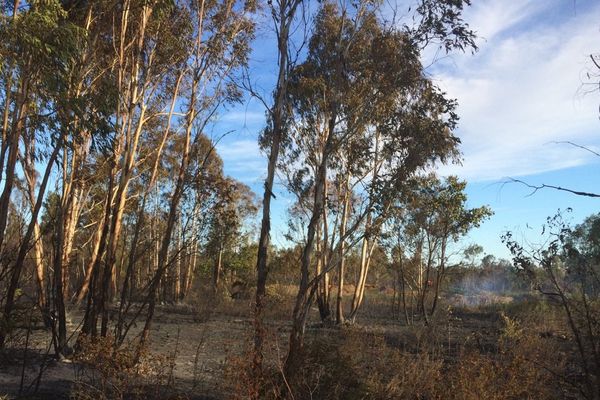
[550, 141, 600, 158]
[506, 178, 600, 198]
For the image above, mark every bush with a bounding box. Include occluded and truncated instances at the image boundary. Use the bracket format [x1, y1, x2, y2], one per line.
[71, 335, 182, 400]
[259, 329, 444, 400]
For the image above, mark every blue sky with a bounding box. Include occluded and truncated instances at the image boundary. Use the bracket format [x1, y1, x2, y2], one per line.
[212, 0, 600, 260]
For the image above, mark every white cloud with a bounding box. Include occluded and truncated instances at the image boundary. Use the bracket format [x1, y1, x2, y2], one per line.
[216, 139, 266, 183]
[464, 0, 542, 43]
[435, 0, 600, 182]
[217, 139, 260, 158]
[220, 110, 265, 125]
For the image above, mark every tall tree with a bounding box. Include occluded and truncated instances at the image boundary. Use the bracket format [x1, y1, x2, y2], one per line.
[138, 0, 256, 353]
[79, 0, 194, 338]
[281, 0, 475, 372]
[396, 175, 492, 322]
[251, 0, 303, 392]
[0, 0, 107, 351]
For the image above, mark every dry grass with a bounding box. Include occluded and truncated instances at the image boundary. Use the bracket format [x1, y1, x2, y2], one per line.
[1, 286, 588, 399]
[223, 294, 575, 400]
[71, 335, 186, 400]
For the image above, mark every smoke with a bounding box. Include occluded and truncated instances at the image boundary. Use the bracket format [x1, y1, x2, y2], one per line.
[447, 268, 516, 307]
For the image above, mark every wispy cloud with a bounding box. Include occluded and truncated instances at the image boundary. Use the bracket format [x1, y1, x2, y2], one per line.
[220, 110, 265, 125]
[434, 0, 600, 182]
[464, 0, 543, 43]
[216, 139, 266, 183]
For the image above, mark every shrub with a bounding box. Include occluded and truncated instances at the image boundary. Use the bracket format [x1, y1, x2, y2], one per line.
[71, 335, 181, 400]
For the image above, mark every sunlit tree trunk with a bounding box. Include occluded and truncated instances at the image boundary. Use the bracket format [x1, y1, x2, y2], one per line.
[99, 0, 154, 337]
[23, 135, 50, 327]
[336, 174, 349, 324]
[349, 131, 382, 321]
[75, 221, 103, 304]
[114, 69, 182, 341]
[183, 203, 200, 299]
[317, 178, 331, 321]
[0, 80, 29, 250]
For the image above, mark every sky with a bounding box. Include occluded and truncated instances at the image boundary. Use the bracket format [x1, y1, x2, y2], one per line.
[212, 0, 600, 260]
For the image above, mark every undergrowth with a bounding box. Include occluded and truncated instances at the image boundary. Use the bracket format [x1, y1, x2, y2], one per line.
[228, 308, 570, 400]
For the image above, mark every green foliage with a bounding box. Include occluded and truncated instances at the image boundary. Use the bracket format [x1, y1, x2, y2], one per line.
[395, 174, 493, 260]
[410, 0, 477, 53]
[571, 212, 600, 263]
[226, 242, 259, 280]
[283, 0, 464, 202]
[206, 178, 258, 261]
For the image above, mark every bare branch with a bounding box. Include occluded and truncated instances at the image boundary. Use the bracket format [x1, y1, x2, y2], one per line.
[590, 53, 600, 70]
[505, 178, 600, 198]
[550, 141, 600, 158]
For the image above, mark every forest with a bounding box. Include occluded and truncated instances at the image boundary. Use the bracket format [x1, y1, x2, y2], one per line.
[0, 0, 599, 399]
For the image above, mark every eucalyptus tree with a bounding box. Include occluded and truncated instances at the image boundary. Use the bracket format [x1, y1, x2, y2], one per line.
[394, 175, 491, 323]
[0, 0, 111, 352]
[282, 2, 382, 361]
[137, 0, 257, 352]
[80, 0, 192, 339]
[281, 0, 476, 372]
[48, 0, 117, 352]
[207, 177, 257, 292]
[178, 134, 228, 301]
[251, 0, 304, 390]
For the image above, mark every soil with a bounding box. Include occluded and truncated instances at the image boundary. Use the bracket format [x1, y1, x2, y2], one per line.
[0, 295, 535, 400]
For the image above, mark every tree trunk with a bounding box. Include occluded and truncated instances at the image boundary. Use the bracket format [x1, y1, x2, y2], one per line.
[349, 231, 376, 321]
[97, 0, 152, 337]
[0, 87, 28, 249]
[398, 256, 410, 325]
[419, 238, 434, 325]
[317, 179, 331, 321]
[114, 70, 182, 340]
[183, 204, 199, 299]
[61, 183, 82, 299]
[335, 175, 349, 324]
[252, 0, 302, 391]
[81, 169, 115, 337]
[75, 221, 102, 304]
[53, 190, 69, 355]
[285, 113, 335, 374]
[0, 140, 61, 349]
[0, 4, 23, 225]
[430, 239, 447, 316]
[174, 212, 183, 301]
[0, 62, 14, 182]
[138, 61, 195, 353]
[22, 138, 50, 327]
[213, 245, 223, 293]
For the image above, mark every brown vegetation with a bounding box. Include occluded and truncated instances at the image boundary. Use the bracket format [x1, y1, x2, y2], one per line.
[1, 1, 599, 399]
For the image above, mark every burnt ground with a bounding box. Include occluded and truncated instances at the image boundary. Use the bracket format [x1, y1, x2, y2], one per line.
[0, 308, 258, 399]
[0, 292, 562, 400]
